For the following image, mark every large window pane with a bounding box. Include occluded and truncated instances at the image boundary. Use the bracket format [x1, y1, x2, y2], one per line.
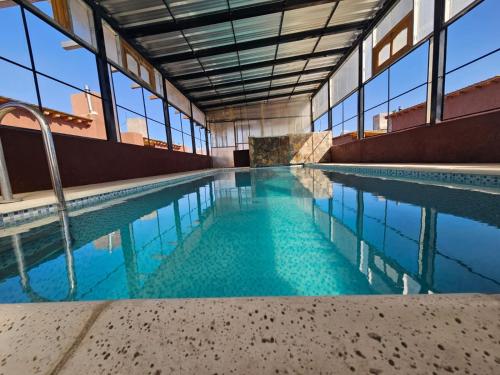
[364, 70, 388, 110]
[389, 43, 429, 98]
[0, 60, 37, 106]
[364, 103, 388, 134]
[171, 128, 184, 152]
[144, 89, 164, 123]
[33, 0, 96, 49]
[37, 75, 107, 139]
[146, 120, 168, 149]
[168, 105, 182, 131]
[26, 11, 100, 93]
[116, 107, 147, 146]
[444, 0, 500, 119]
[0, 60, 38, 127]
[111, 70, 145, 115]
[446, 0, 499, 71]
[0, 2, 31, 67]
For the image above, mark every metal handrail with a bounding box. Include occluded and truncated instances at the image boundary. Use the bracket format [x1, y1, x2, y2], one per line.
[0, 102, 67, 210]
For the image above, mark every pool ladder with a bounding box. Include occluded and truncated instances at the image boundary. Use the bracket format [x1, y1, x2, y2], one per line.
[0, 101, 67, 210]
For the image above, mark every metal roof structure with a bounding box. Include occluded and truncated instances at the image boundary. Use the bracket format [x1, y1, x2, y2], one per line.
[96, 0, 389, 110]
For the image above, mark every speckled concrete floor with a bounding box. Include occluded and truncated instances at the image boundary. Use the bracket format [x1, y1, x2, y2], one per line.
[0, 294, 499, 375]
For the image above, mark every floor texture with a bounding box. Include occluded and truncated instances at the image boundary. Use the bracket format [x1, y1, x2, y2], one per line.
[0, 294, 499, 374]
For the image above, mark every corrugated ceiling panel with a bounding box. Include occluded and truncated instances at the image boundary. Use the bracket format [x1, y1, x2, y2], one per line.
[299, 71, 329, 82]
[272, 60, 306, 75]
[269, 87, 294, 96]
[230, 0, 280, 7]
[177, 76, 211, 89]
[216, 85, 245, 94]
[183, 22, 234, 51]
[305, 55, 340, 70]
[238, 45, 276, 65]
[296, 83, 321, 91]
[191, 89, 217, 98]
[164, 59, 203, 75]
[168, 0, 227, 19]
[223, 94, 246, 102]
[244, 81, 271, 90]
[99, 0, 170, 27]
[245, 92, 269, 99]
[199, 52, 239, 70]
[277, 38, 317, 58]
[271, 76, 299, 86]
[233, 13, 281, 43]
[282, 2, 335, 35]
[315, 31, 361, 52]
[199, 98, 223, 106]
[209, 72, 242, 84]
[329, 0, 382, 26]
[137, 31, 191, 57]
[242, 66, 273, 79]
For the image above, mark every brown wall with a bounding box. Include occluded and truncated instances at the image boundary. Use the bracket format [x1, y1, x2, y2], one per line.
[331, 110, 500, 163]
[0, 125, 212, 194]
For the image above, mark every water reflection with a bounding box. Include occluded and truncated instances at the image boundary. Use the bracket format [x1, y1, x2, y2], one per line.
[0, 169, 499, 303]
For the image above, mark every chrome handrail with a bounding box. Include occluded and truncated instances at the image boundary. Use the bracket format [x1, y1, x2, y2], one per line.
[0, 102, 67, 210]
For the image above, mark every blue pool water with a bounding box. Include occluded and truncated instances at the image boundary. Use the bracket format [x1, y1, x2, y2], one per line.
[0, 167, 499, 303]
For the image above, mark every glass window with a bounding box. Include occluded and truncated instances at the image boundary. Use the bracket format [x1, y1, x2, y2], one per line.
[103, 21, 121, 65]
[0, 60, 38, 127]
[313, 112, 329, 132]
[444, 0, 500, 119]
[110, 70, 145, 115]
[364, 42, 429, 135]
[68, 0, 95, 47]
[26, 11, 100, 93]
[168, 105, 181, 131]
[0, 2, 31, 67]
[146, 119, 167, 148]
[144, 89, 164, 123]
[445, 0, 477, 22]
[33, 0, 96, 49]
[116, 106, 147, 146]
[171, 127, 184, 152]
[181, 114, 192, 153]
[331, 91, 358, 138]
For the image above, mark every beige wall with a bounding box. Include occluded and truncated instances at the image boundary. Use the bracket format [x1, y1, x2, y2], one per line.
[207, 97, 311, 150]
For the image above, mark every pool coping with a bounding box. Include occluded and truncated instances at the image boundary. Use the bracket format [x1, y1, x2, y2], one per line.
[0, 168, 249, 229]
[308, 163, 500, 191]
[0, 293, 498, 374]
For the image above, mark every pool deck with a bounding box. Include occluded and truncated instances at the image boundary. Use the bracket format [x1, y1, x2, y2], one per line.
[0, 168, 217, 215]
[0, 294, 498, 374]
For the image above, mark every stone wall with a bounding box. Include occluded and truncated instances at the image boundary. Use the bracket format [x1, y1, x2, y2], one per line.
[249, 131, 332, 167]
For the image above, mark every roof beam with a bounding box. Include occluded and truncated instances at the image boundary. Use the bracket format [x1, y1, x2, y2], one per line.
[181, 66, 331, 90]
[195, 81, 321, 101]
[189, 78, 325, 94]
[124, 0, 337, 38]
[171, 48, 347, 81]
[153, 21, 366, 64]
[201, 89, 315, 110]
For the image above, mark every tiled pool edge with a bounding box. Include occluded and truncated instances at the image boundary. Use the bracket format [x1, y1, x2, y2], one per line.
[0, 169, 220, 229]
[308, 163, 500, 189]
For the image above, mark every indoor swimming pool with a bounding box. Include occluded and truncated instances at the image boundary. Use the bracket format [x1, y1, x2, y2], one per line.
[0, 167, 499, 303]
